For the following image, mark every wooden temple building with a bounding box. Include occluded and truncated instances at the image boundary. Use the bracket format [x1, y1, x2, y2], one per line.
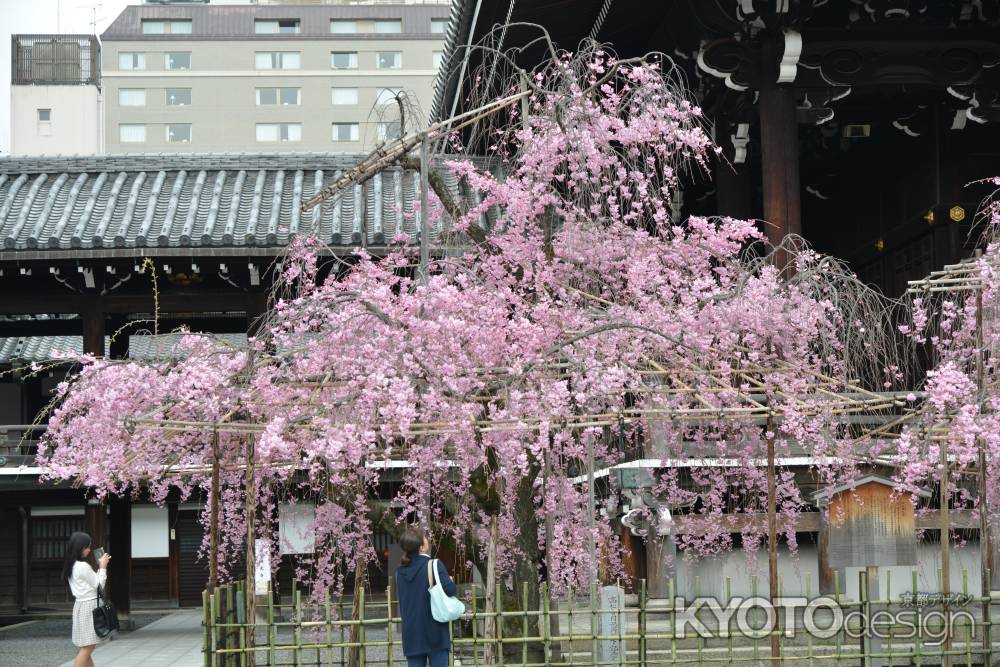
[2, 0, 1000, 618]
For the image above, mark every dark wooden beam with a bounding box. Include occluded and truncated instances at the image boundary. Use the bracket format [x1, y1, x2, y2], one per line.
[758, 81, 802, 268]
[108, 496, 132, 625]
[81, 299, 105, 357]
[85, 498, 107, 563]
[0, 292, 256, 316]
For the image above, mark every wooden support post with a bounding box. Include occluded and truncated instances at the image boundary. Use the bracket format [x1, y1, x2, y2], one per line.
[758, 79, 801, 270]
[714, 129, 753, 220]
[85, 498, 107, 559]
[208, 430, 220, 593]
[108, 495, 132, 627]
[941, 440, 952, 667]
[766, 417, 780, 665]
[817, 508, 834, 594]
[975, 288, 992, 662]
[81, 299, 105, 358]
[483, 516, 498, 663]
[18, 506, 29, 613]
[244, 437, 256, 667]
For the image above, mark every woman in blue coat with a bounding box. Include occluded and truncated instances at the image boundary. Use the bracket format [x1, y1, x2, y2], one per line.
[395, 526, 457, 667]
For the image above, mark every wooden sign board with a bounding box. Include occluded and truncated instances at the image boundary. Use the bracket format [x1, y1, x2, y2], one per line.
[819, 476, 922, 569]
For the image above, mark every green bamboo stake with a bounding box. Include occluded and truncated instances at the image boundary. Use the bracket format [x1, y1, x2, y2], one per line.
[542, 582, 551, 667]
[523, 582, 530, 666]
[496, 582, 505, 667]
[885, 570, 893, 667]
[726, 576, 734, 665]
[668, 578, 677, 666]
[324, 589, 331, 667]
[860, 571, 870, 667]
[695, 575, 703, 664]
[386, 585, 394, 667]
[638, 580, 646, 667]
[963, 569, 971, 667]
[912, 570, 922, 667]
[266, 582, 275, 667]
[752, 575, 760, 665]
[226, 583, 235, 666]
[472, 579, 480, 666]
[834, 571, 843, 667]
[237, 584, 248, 667]
[566, 587, 574, 665]
[589, 583, 597, 667]
[210, 590, 220, 667]
[204, 589, 212, 667]
[805, 574, 814, 667]
[358, 586, 366, 667]
[339, 594, 345, 667]
[294, 585, 302, 667]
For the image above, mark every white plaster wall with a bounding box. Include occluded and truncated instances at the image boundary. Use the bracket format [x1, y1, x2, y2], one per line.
[10, 85, 101, 156]
[131, 504, 170, 558]
[671, 541, 983, 603]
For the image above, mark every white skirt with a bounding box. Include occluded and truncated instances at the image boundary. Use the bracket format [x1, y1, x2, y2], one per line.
[72, 598, 108, 647]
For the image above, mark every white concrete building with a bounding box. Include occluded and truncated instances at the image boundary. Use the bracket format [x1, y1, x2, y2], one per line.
[100, 3, 449, 153]
[9, 35, 103, 156]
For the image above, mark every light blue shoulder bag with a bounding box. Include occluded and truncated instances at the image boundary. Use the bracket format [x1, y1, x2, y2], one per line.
[427, 558, 465, 623]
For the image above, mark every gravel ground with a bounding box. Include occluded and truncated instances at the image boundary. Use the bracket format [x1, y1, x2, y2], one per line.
[0, 613, 166, 667]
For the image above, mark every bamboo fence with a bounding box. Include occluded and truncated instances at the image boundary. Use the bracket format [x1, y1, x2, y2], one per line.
[203, 569, 1000, 666]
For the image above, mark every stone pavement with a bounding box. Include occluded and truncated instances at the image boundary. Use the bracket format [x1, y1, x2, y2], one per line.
[57, 610, 203, 667]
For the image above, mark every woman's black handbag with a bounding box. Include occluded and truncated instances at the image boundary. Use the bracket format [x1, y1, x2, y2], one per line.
[92, 585, 119, 638]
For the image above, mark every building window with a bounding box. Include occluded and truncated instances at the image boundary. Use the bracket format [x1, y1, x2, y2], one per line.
[119, 89, 146, 106]
[256, 123, 302, 142]
[141, 19, 192, 34]
[119, 52, 145, 70]
[433, 51, 444, 69]
[119, 124, 146, 143]
[375, 19, 402, 33]
[255, 51, 300, 70]
[330, 51, 357, 70]
[332, 123, 359, 142]
[255, 19, 301, 34]
[256, 87, 301, 106]
[431, 19, 448, 34]
[165, 52, 191, 70]
[375, 88, 402, 106]
[166, 88, 192, 106]
[166, 123, 192, 143]
[330, 20, 357, 34]
[377, 121, 402, 142]
[38, 108, 51, 121]
[377, 51, 402, 69]
[331, 88, 358, 105]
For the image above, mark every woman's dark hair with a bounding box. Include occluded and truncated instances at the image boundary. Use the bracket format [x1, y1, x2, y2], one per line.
[399, 526, 425, 567]
[62, 532, 92, 580]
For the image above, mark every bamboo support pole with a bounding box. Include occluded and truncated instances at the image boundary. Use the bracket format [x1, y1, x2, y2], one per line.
[209, 430, 220, 593]
[766, 416, 780, 666]
[244, 435, 257, 667]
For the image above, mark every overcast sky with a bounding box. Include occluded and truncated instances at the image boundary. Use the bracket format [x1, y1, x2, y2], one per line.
[1, 0, 132, 156]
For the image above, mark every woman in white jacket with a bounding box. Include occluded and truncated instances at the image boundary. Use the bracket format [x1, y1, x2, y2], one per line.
[62, 531, 112, 667]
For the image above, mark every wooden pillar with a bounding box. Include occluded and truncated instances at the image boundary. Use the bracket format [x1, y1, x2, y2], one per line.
[817, 508, 834, 595]
[85, 498, 107, 557]
[246, 293, 268, 340]
[108, 496, 132, 626]
[714, 120, 754, 220]
[715, 160, 754, 220]
[167, 502, 180, 604]
[18, 506, 29, 613]
[81, 300, 105, 358]
[758, 81, 801, 269]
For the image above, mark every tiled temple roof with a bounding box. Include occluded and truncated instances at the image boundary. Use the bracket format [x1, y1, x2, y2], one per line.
[0, 333, 248, 364]
[0, 153, 487, 256]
